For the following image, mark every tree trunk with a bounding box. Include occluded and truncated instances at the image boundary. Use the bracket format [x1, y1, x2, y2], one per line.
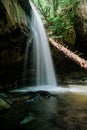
[49, 38, 87, 70]
[51, 0, 58, 16]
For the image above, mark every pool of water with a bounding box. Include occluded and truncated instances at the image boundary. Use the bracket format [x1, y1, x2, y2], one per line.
[0, 84, 87, 130]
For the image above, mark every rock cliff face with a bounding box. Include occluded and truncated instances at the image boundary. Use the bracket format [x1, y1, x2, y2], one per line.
[76, 0, 87, 35]
[75, 0, 87, 53]
[0, 0, 31, 89]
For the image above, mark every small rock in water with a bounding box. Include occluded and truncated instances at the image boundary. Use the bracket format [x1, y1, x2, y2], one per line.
[0, 98, 10, 109]
[20, 112, 35, 125]
[38, 91, 51, 98]
[26, 95, 41, 102]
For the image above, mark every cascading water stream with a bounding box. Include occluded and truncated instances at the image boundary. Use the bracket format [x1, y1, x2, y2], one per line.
[29, 1, 57, 86]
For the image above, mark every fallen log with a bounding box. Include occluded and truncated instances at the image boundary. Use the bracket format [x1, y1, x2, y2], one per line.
[49, 38, 87, 70]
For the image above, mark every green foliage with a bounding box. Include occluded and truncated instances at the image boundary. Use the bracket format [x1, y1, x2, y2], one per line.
[33, 0, 80, 36]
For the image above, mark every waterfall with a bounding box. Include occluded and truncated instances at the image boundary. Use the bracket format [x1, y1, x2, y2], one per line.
[30, 1, 57, 86]
[11, 1, 86, 94]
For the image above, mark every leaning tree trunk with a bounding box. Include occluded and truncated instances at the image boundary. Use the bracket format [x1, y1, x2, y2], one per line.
[49, 38, 87, 70]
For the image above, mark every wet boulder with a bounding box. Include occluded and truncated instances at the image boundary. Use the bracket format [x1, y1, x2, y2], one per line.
[0, 97, 10, 110]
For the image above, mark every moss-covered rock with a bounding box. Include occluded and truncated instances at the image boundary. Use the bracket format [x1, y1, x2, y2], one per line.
[0, 97, 10, 109]
[0, 0, 29, 29]
[63, 26, 76, 48]
[0, 0, 31, 64]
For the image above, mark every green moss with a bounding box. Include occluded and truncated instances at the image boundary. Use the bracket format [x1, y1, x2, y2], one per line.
[63, 26, 76, 46]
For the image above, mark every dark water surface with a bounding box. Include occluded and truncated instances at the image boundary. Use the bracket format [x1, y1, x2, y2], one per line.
[0, 86, 87, 130]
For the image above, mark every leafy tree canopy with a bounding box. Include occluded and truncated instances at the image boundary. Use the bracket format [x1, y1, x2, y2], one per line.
[33, 0, 80, 37]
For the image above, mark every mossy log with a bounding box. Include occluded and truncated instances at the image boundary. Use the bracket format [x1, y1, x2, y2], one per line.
[49, 38, 87, 70]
